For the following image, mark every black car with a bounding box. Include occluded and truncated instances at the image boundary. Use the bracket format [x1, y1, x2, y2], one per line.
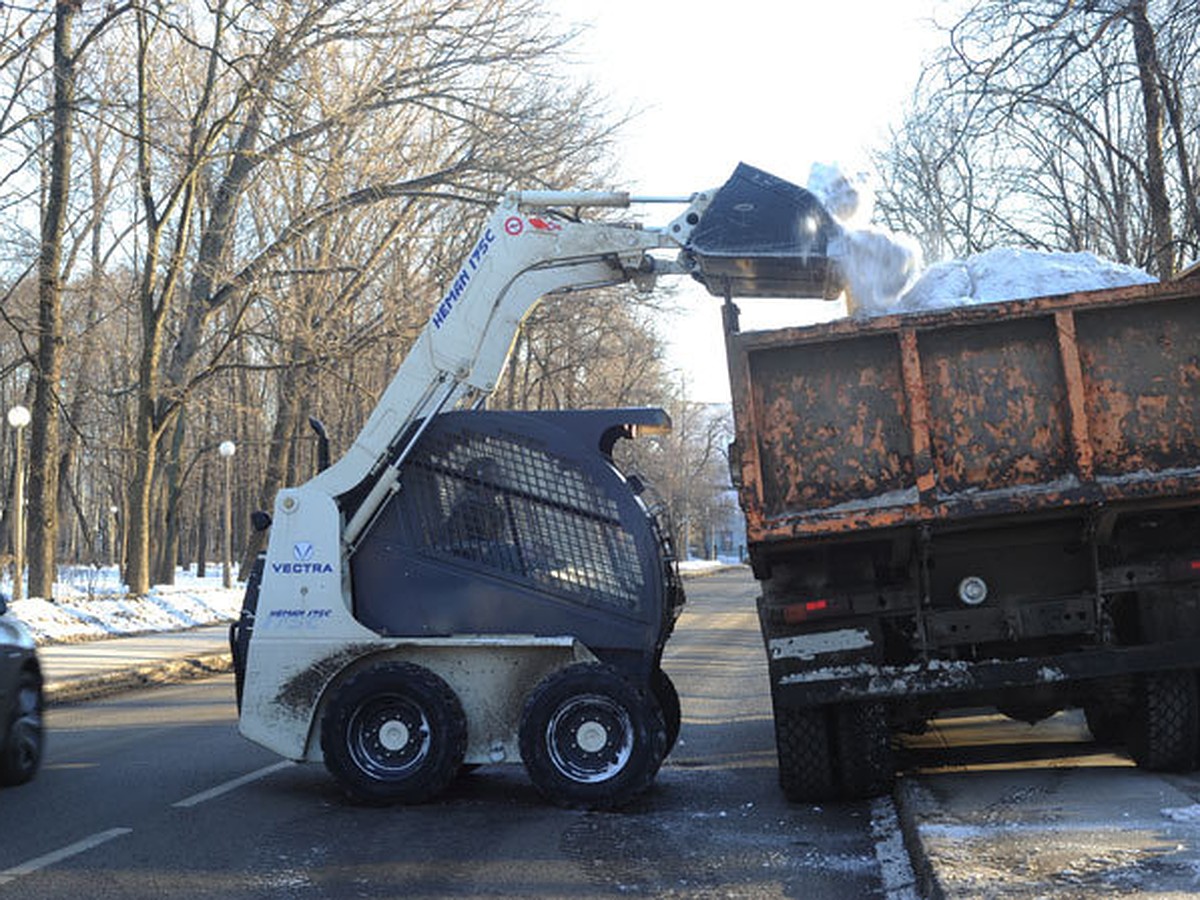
[0, 593, 42, 786]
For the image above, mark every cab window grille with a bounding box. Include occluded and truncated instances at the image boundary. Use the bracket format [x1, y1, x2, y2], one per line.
[398, 428, 644, 611]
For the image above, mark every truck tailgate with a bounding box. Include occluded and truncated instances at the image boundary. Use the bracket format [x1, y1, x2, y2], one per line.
[726, 280, 1200, 544]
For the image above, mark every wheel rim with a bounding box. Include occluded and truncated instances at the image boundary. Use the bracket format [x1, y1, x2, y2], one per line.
[545, 693, 634, 784]
[347, 694, 431, 779]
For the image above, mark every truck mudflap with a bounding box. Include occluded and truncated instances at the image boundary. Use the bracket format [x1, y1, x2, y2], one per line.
[771, 638, 1200, 707]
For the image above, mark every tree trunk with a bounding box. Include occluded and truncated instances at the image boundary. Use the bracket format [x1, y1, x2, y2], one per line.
[1128, 1, 1175, 277]
[157, 415, 187, 586]
[237, 362, 302, 576]
[196, 458, 209, 577]
[27, 3, 76, 600]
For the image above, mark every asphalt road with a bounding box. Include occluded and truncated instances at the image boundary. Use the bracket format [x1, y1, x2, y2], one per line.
[0, 568, 904, 899]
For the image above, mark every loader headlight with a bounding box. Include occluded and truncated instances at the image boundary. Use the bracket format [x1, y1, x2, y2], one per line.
[958, 576, 988, 606]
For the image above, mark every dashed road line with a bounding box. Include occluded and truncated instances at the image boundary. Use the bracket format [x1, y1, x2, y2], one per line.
[172, 760, 295, 808]
[0, 827, 133, 887]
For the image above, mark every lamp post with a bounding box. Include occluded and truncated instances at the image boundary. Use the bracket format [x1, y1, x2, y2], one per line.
[218, 440, 236, 589]
[7, 405, 30, 601]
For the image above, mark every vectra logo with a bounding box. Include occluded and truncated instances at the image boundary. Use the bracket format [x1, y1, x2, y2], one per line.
[271, 540, 333, 576]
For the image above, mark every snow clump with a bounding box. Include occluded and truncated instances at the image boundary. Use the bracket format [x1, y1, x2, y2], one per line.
[805, 162, 922, 317]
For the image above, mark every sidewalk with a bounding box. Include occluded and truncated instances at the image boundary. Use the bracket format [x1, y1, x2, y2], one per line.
[39, 624, 234, 705]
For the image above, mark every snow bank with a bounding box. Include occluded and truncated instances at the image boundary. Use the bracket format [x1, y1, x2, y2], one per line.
[4, 566, 243, 645]
[805, 161, 1156, 317]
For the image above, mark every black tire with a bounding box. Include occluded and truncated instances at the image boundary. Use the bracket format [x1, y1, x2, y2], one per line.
[0, 667, 43, 787]
[773, 702, 835, 803]
[651, 668, 681, 759]
[320, 661, 467, 805]
[1128, 670, 1199, 772]
[519, 663, 666, 809]
[832, 701, 894, 799]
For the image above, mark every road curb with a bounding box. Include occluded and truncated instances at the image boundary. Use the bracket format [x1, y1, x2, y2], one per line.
[45, 652, 234, 707]
[892, 778, 944, 900]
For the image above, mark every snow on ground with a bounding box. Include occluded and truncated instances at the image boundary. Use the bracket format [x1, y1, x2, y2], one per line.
[5, 560, 736, 646]
[3, 565, 243, 646]
[677, 558, 736, 576]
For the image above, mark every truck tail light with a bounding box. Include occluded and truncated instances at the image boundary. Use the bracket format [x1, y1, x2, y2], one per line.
[782, 599, 831, 625]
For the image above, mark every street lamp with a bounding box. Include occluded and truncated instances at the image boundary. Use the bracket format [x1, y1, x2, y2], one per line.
[7, 405, 30, 602]
[219, 440, 236, 589]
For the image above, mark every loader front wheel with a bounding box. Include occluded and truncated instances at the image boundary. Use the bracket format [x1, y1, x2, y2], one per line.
[321, 661, 466, 805]
[519, 663, 665, 809]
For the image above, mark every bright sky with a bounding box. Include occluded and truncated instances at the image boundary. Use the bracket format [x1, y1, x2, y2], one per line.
[556, 1, 954, 402]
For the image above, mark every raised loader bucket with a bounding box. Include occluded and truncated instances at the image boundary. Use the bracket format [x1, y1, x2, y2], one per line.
[685, 163, 845, 300]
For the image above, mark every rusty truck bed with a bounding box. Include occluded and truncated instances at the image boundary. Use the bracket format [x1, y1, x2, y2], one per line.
[726, 280, 1200, 545]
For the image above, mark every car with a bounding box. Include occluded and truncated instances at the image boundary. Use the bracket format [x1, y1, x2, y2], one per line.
[0, 592, 42, 786]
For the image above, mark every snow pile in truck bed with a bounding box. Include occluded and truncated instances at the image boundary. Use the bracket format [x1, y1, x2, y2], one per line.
[898, 247, 1157, 312]
[805, 162, 1156, 317]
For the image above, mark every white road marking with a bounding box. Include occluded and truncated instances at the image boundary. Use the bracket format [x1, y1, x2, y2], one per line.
[870, 797, 920, 900]
[0, 827, 133, 887]
[172, 760, 295, 808]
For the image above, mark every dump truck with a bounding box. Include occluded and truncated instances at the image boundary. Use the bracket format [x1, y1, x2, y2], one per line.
[229, 164, 847, 809]
[720, 266, 1200, 800]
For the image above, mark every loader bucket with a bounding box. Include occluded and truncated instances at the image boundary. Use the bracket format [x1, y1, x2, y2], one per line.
[685, 163, 845, 300]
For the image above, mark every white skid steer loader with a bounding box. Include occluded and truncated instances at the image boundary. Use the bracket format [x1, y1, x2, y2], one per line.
[230, 163, 845, 808]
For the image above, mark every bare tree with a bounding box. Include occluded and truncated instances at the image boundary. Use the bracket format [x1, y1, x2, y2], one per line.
[105, 0, 612, 593]
[876, 0, 1200, 273]
[0, 0, 691, 594]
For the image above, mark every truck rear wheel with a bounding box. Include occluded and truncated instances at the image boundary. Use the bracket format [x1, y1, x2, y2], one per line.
[519, 663, 665, 809]
[773, 703, 835, 802]
[1128, 670, 1199, 772]
[320, 661, 467, 805]
[832, 701, 894, 799]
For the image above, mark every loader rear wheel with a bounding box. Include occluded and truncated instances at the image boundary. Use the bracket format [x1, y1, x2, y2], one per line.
[519, 663, 665, 809]
[321, 661, 466, 805]
[1128, 670, 1199, 772]
[773, 702, 835, 803]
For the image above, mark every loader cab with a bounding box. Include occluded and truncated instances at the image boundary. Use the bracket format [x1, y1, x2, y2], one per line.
[348, 407, 683, 676]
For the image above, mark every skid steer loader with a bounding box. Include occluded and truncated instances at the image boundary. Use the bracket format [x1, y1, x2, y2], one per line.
[230, 163, 844, 808]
